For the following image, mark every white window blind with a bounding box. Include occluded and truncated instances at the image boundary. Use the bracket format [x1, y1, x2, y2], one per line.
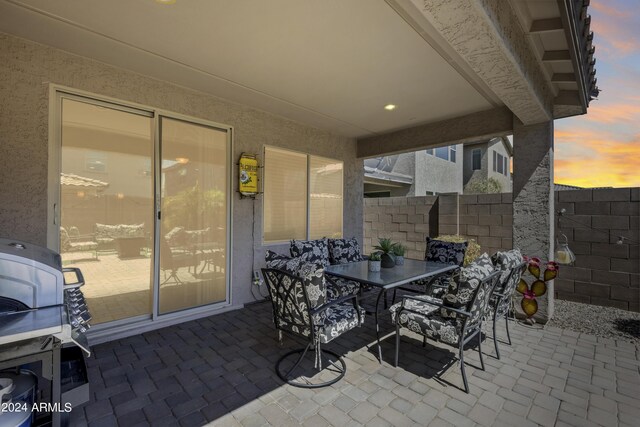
[263, 147, 308, 243]
[309, 156, 343, 239]
[264, 147, 343, 243]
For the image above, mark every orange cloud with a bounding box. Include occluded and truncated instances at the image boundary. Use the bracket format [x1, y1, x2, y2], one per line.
[586, 102, 640, 124]
[554, 132, 640, 188]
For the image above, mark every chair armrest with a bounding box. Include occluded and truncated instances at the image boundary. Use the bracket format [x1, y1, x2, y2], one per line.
[400, 295, 471, 318]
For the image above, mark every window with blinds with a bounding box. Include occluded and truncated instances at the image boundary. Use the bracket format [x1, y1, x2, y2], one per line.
[309, 156, 343, 239]
[263, 147, 308, 243]
[263, 147, 343, 243]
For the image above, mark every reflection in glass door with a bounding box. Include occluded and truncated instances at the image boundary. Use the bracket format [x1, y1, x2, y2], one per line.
[158, 117, 229, 314]
[60, 98, 154, 324]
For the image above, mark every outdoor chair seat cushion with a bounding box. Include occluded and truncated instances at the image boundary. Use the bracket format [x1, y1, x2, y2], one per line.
[316, 302, 365, 344]
[441, 253, 494, 319]
[402, 276, 449, 297]
[391, 296, 460, 345]
[326, 277, 361, 301]
[290, 238, 331, 268]
[328, 237, 363, 265]
[60, 227, 98, 252]
[491, 249, 523, 293]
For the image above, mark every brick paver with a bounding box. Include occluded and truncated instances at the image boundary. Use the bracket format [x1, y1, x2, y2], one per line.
[72, 299, 640, 426]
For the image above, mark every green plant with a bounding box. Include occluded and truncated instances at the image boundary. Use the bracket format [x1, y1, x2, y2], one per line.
[435, 234, 481, 266]
[391, 243, 406, 257]
[374, 237, 395, 254]
[369, 252, 381, 261]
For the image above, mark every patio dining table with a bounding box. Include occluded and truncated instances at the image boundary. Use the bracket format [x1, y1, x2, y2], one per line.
[325, 259, 458, 362]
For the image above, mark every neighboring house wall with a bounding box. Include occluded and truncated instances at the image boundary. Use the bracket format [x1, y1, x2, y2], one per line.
[364, 145, 463, 197]
[414, 145, 463, 195]
[0, 33, 363, 308]
[364, 187, 640, 312]
[463, 138, 512, 193]
[487, 139, 511, 191]
[462, 144, 490, 190]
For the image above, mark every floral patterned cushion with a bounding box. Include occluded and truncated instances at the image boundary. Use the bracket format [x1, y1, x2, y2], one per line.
[290, 238, 330, 268]
[425, 237, 467, 266]
[391, 297, 460, 345]
[326, 277, 361, 301]
[265, 250, 326, 308]
[316, 302, 365, 344]
[328, 237, 363, 265]
[441, 253, 494, 318]
[491, 249, 523, 293]
[265, 250, 303, 271]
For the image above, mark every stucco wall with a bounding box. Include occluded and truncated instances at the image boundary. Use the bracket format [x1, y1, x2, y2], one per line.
[414, 146, 463, 195]
[0, 33, 363, 308]
[487, 138, 512, 191]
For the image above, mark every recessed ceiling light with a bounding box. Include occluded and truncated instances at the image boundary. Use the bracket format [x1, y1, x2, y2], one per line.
[155, 0, 176, 4]
[384, 104, 396, 111]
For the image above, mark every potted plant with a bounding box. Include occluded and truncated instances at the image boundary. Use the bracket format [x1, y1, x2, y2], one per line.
[392, 243, 406, 266]
[368, 252, 381, 272]
[374, 237, 396, 268]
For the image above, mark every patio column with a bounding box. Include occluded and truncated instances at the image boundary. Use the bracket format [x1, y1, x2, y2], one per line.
[512, 118, 555, 322]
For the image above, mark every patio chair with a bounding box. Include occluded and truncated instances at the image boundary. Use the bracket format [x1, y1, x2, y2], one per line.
[392, 254, 500, 393]
[391, 237, 468, 304]
[160, 237, 193, 285]
[262, 267, 365, 388]
[59, 226, 99, 260]
[490, 250, 527, 359]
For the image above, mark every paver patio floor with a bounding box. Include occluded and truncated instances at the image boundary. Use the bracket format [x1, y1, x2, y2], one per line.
[72, 298, 640, 427]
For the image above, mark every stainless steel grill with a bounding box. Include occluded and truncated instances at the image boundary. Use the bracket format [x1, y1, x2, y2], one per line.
[0, 238, 91, 426]
[0, 238, 91, 353]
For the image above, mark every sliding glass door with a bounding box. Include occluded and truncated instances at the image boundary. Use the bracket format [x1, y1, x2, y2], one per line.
[60, 98, 154, 324]
[158, 117, 229, 314]
[57, 92, 230, 326]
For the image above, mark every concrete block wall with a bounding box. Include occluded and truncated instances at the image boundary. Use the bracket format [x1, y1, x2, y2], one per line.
[363, 196, 438, 260]
[439, 193, 513, 256]
[554, 188, 639, 311]
[364, 187, 639, 312]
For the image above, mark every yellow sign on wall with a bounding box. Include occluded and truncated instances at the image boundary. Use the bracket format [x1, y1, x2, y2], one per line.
[239, 154, 259, 197]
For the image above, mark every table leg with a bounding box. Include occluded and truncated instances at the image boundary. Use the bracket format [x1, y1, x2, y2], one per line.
[374, 289, 386, 363]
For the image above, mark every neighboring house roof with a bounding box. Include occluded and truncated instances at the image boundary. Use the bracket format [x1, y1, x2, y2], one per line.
[60, 173, 109, 189]
[364, 166, 413, 186]
[465, 137, 513, 156]
[554, 183, 612, 191]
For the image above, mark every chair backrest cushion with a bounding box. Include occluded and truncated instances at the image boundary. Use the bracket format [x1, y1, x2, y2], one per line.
[328, 237, 363, 265]
[290, 238, 330, 268]
[425, 237, 467, 266]
[441, 253, 494, 318]
[265, 250, 326, 308]
[491, 249, 523, 292]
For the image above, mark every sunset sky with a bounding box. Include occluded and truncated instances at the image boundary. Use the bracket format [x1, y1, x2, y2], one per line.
[553, 0, 640, 188]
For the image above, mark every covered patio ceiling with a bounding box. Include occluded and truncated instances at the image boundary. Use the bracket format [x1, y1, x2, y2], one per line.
[0, 0, 595, 140]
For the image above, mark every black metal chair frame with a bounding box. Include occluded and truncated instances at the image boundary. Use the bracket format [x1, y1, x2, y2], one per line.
[262, 268, 362, 388]
[490, 261, 527, 359]
[394, 270, 501, 393]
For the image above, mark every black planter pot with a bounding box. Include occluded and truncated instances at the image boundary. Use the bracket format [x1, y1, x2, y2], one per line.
[380, 253, 396, 268]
